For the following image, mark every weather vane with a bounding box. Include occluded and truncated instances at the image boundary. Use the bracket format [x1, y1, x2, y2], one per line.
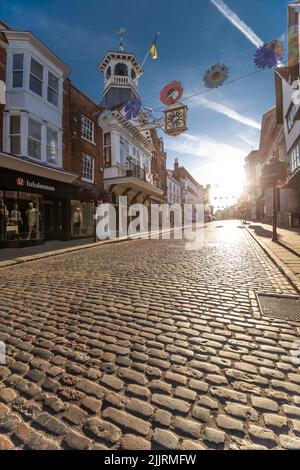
[117, 27, 126, 52]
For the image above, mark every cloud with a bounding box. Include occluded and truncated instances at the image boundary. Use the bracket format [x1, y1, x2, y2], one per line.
[3, 4, 113, 59]
[190, 95, 261, 130]
[210, 0, 263, 48]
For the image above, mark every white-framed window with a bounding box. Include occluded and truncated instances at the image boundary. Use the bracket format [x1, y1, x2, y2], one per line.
[82, 153, 95, 182]
[29, 58, 43, 96]
[12, 54, 23, 88]
[286, 103, 297, 132]
[10, 115, 21, 155]
[120, 135, 130, 164]
[104, 133, 111, 168]
[47, 72, 59, 106]
[46, 128, 58, 164]
[289, 140, 300, 173]
[81, 115, 94, 143]
[28, 118, 42, 159]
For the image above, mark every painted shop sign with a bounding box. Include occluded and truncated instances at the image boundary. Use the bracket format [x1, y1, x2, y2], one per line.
[16, 177, 56, 192]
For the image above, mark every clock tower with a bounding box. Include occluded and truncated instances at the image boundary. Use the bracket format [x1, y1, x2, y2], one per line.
[99, 30, 143, 109]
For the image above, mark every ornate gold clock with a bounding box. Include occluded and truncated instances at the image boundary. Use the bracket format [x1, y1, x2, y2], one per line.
[164, 102, 188, 136]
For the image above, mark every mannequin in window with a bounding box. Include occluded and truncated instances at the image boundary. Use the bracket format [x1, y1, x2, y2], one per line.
[73, 207, 82, 236]
[0, 199, 8, 241]
[11, 203, 23, 226]
[26, 202, 40, 240]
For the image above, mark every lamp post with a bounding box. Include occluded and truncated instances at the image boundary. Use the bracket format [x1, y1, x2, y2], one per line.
[260, 156, 287, 243]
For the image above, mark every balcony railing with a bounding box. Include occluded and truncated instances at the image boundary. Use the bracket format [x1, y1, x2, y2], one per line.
[119, 162, 153, 182]
[104, 75, 138, 90]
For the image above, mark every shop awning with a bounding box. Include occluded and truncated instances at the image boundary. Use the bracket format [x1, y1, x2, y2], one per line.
[0, 152, 78, 184]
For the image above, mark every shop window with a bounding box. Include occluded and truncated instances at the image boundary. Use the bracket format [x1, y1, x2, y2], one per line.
[10, 115, 21, 155]
[12, 54, 23, 88]
[18, 192, 43, 240]
[47, 72, 59, 106]
[71, 201, 93, 238]
[29, 58, 43, 97]
[46, 128, 58, 164]
[0, 191, 7, 243]
[104, 133, 111, 168]
[28, 119, 42, 159]
[81, 115, 94, 143]
[82, 153, 95, 182]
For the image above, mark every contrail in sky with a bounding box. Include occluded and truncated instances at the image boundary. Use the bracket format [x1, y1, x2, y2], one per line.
[210, 0, 264, 48]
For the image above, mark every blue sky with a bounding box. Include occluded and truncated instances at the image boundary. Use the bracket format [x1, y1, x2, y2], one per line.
[1, 0, 291, 199]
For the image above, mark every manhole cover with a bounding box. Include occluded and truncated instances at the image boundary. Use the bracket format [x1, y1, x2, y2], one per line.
[258, 295, 300, 322]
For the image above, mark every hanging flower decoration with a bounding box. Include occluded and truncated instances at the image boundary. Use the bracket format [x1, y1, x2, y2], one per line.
[254, 40, 283, 70]
[203, 64, 229, 89]
[98, 110, 113, 128]
[160, 81, 183, 106]
[124, 98, 142, 120]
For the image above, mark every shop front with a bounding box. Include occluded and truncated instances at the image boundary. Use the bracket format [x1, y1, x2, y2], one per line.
[0, 166, 95, 247]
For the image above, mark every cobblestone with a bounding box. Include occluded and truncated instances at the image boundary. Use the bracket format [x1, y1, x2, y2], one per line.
[0, 221, 299, 450]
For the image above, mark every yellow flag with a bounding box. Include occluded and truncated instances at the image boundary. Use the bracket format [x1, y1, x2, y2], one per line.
[150, 42, 158, 60]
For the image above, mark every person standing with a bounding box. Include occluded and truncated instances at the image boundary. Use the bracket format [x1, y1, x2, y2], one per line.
[73, 207, 82, 237]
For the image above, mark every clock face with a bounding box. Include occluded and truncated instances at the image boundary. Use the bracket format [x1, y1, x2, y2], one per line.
[164, 104, 188, 136]
[166, 109, 184, 130]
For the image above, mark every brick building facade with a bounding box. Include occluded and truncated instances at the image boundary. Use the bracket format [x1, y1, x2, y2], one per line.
[150, 129, 167, 199]
[63, 81, 103, 189]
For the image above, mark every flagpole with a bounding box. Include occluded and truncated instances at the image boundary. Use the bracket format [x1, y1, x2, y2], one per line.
[141, 32, 160, 69]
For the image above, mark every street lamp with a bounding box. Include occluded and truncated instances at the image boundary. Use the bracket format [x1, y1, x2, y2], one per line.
[260, 157, 287, 243]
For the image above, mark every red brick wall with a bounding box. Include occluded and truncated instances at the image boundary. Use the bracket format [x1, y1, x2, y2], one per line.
[0, 33, 8, 152]
[63, 82, 103, 188]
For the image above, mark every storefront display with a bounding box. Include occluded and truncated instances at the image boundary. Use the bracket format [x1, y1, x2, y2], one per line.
[0, 167, 96, 247]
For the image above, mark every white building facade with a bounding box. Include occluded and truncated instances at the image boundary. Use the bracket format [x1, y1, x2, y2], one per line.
[3, 30, 70, 168]
[167, 170, 181, 205]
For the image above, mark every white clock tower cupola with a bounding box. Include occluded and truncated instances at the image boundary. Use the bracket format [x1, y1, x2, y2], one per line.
[99, 29, 143, 109]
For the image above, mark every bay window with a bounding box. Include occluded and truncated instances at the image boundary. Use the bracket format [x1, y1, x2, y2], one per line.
[29, 58, 43, 96]
[104, 133, 111, 167]
[10, 115, 21, 155]
[28, 119, 42, 159]
[46, 128, 58, 164]
[47, 72, 59, 106]
[12, 54, 23, 88]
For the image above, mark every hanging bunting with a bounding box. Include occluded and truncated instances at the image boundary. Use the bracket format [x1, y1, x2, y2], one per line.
[124, 98, 142, 120]
[203, 64, 229, 89]
[98, 110, 113, 128]
[160, 81, 183, 106]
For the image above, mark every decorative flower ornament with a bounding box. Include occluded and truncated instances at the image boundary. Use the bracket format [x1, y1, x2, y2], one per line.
[124, 98, 142, 120]
[98, 110, 113, 128]
[254, 41, 283, 69]
[203, 64, 229, 89]
[160, 81, 183, 106]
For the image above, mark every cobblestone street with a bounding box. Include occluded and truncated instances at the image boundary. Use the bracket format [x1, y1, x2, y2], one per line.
[0, 220, 300, 450]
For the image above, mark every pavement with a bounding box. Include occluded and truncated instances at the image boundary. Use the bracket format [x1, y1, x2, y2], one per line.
[0, 220, 300, 451]
[245, 223, 300, 294]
